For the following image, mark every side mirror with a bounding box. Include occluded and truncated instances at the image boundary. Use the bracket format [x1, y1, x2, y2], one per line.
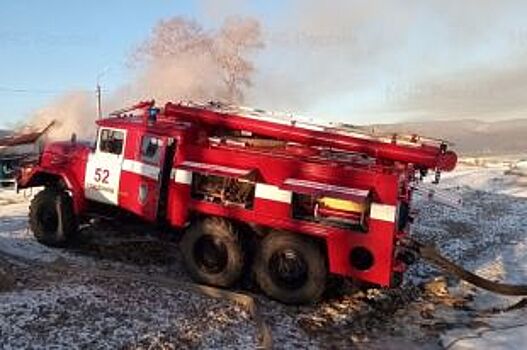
[71, 133, 77, 143]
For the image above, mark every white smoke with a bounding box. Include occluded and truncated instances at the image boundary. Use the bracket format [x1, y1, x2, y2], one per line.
[29, 91, 95, 140]
[29, 16, 263, 140]
[242, 0, 527, 122]
[28, 1, 527, 140]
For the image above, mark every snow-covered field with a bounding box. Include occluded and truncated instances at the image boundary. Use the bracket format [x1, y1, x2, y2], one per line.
[2, 164, 527, 349]
[414, 165, 527, 350]
[0, 189, 265, 349]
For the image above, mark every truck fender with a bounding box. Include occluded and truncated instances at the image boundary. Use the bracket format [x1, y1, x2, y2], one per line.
[17, 167, 86, 214]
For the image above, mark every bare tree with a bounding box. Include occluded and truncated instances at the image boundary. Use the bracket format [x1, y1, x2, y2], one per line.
[133, 16, 263, 104]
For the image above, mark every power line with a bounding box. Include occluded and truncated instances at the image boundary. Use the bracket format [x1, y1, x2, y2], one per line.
[0, 86, 96, 95]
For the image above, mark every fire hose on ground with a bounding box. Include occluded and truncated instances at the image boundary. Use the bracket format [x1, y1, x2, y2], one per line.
[403, 237, 527, 296]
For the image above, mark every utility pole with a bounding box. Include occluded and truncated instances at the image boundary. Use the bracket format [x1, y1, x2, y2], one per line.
[96, 83, 102, 120]
[96, 67, 109, 120]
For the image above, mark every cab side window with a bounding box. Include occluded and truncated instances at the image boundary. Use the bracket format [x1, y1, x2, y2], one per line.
[141, 136, 162, 164]
[99, 129, 125, 155]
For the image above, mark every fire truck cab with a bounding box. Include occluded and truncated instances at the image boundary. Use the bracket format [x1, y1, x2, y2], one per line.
[17, 100, 457, 304]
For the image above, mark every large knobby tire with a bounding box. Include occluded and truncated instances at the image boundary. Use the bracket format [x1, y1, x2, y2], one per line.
[180, 217, 245, 288]
[29, 188, 77, 247]
[254, 232, 327, 304]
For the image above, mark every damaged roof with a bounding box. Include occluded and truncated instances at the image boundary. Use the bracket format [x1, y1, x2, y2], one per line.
[0, 121, 55, 147]
[0, 132, 44, 147]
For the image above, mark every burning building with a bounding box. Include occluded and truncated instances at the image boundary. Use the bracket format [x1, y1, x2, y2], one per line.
[0, 122, 54, 186]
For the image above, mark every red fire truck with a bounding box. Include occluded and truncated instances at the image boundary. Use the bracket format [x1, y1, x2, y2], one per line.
[17, 101, 457, 304]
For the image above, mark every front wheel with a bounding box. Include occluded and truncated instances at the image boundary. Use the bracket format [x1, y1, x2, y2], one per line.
[29, 188, 77, 247]
[254, 232, 327, 304]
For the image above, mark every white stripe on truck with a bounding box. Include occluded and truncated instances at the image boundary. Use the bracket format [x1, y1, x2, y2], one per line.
[369, 203, 397, 223]
[122, 159, 160, 180]
[254, 183, 292, 204]
[172, 168, 193, 185]
[170, 166, 397, 222]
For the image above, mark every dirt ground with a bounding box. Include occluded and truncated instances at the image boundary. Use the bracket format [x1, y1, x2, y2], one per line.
[2, 164, 527, 349]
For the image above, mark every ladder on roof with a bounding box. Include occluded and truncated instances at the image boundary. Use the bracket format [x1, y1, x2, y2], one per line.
[178, 101, 452, 148]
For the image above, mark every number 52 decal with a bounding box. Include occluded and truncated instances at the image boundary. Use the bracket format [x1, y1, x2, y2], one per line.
[94, 168, 110, 184]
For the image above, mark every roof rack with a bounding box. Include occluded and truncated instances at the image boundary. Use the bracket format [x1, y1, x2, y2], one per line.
[177, 101, 451, 148]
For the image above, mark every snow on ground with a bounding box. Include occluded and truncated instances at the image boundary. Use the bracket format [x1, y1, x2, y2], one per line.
[413, 164, 527, 350]
[410, 166, 527, 283]
[2, 163, 527, 349]
[0, 281, 255, 349]
[0, 188, 64, 264]
[0, 189, 259, 349]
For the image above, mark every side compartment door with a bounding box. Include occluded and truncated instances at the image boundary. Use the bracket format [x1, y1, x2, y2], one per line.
[85, 128, 126, 205]
[120, 134, 173, 222]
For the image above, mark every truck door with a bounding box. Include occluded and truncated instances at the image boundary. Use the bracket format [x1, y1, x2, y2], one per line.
[120, 134, 175, 222]
[85, 128, 126, 205]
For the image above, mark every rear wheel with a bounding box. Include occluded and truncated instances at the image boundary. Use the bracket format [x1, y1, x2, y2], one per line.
[29, 187, 77, 247]
[254, 232, 327, 304]
[180, 217, 245, 287]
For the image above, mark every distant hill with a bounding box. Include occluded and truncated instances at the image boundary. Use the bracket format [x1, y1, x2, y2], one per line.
[365, 119, 527, 156]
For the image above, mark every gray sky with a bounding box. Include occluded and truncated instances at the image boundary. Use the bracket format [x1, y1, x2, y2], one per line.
[2, 0, 527, 128]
